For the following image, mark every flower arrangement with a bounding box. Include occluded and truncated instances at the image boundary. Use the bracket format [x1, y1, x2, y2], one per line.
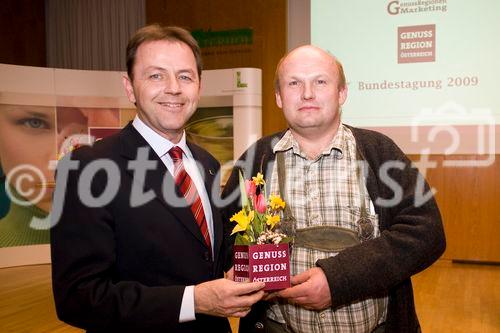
[230, 171, 292, 245]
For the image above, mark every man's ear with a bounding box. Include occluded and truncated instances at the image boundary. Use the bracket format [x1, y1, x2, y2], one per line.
[275, 90, 283, 109]
[338, 84, 348, 106]
[122, 75, 136, 104]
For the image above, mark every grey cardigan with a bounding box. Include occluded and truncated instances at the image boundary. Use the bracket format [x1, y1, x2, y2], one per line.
[221, 125, 446, 333]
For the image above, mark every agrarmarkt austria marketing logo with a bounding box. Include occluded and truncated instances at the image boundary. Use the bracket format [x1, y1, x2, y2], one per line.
[387, 0, 448, 15]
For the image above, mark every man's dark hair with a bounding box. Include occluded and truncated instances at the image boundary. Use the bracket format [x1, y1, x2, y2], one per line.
[126, 24, 202, 81]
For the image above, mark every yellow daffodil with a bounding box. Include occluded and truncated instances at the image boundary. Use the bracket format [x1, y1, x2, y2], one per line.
[252, 172, 265, 186]
[230, 210, 255, 235]
[269, 194, 286, 210]
[265, 214, 280, 229]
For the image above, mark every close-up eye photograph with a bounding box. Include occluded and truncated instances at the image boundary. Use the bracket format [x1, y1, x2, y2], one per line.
[0, 1, 498, 332]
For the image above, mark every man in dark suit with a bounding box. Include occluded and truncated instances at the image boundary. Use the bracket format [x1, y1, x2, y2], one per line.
[50, 25, 264, 333]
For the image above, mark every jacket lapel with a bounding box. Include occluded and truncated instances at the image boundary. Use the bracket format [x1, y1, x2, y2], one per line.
[118, 124, 207, 247]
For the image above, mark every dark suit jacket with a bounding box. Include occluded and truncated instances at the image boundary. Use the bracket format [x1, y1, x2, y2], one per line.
[51, 123, 230, 333]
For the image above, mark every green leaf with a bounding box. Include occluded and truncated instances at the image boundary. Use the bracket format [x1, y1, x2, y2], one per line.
[253, 213, 264, 236]
[238, 170, 249, 208]
[235, 233, 252, 245]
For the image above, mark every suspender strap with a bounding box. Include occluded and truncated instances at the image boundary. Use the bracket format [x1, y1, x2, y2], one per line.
[276, 151, 295, 237]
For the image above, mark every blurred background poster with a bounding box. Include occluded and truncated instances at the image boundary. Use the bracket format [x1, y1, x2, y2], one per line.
[186, 106, 233, 185]
[0, 104, 133, 248]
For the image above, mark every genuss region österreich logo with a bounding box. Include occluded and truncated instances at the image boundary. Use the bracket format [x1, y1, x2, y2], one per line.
[398, 24, 435, 64]
[387, 1, 447, 64]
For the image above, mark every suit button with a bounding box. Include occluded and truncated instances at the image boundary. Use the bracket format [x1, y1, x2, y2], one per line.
[204, 251, 210, 261]
[255, 321, 264, 330]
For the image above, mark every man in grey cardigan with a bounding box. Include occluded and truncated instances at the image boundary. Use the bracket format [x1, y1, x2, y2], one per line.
[222, 45, 445, 332]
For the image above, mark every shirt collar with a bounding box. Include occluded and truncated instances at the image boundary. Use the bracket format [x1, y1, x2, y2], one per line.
[273, 123, 346, 158]
[132, 116, 192, 158]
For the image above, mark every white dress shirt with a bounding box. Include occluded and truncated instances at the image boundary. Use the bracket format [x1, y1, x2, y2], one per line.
[132, 116, 214, 323]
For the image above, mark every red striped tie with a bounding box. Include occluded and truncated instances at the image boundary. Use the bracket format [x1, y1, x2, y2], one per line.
[168, 146, 212, 252]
